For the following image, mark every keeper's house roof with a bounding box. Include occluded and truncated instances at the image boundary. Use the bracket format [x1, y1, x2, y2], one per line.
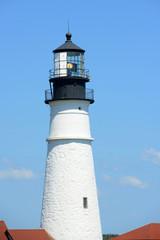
[0, 221, 54, 240]
[110, 223, 160, 240]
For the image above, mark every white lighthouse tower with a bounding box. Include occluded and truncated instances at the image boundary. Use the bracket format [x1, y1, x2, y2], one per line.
[41, 32, 102, 240]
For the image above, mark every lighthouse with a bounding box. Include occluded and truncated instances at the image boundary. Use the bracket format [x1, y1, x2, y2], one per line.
[41, 32, 102, 240]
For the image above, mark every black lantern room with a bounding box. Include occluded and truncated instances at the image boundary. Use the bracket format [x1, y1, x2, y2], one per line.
[45, 32, 94, 104]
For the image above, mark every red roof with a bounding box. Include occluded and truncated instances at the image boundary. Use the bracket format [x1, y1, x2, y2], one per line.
[9, 229, 54, 240]
[111, 223, 160, 240]
[0, 221, 8, 240]
[0, 221, 54, 240]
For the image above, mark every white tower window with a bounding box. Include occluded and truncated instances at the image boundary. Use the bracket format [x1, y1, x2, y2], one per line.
[83, 197, 88, 209]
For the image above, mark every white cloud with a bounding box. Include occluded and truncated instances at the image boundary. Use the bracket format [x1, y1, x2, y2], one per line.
[103, 174, 117, 185]
[0, 168, 37, 180]
[2, 157, 17, 168]
[2, 157, 14, 165]
[97, 187, 102, 197]
[130, 213, 137, 217]
[119, 176, 149, 189]
[114, 156, 126, 163]
[103, 174, 113, 183]
[141, 148, 160, 165]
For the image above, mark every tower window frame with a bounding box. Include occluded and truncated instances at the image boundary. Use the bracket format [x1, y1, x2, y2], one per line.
[83, 197, 88, 209]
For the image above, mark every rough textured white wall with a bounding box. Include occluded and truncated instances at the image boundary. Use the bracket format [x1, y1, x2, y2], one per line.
[41, 140, 102, 240]
[47, 100, 92, 141]
[41, 100, 102, 240]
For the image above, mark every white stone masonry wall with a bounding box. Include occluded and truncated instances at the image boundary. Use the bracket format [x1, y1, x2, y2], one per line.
[41, 140, 102, 240]
[41, 100, 102, 240]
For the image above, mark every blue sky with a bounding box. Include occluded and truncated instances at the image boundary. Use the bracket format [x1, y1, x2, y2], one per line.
[0, 0, 160, 235]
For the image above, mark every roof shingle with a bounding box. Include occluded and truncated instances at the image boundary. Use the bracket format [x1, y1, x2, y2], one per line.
[0, 221, 8, 240]
[110, 223, 160, 240]
[0, 221, 54, 240]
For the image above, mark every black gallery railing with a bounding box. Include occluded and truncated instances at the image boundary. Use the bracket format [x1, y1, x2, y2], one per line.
[45, 88, 94, 102]
[49, 68, 90, 79]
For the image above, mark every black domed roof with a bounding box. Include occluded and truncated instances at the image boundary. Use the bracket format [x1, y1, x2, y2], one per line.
[53, 32, 85, 53]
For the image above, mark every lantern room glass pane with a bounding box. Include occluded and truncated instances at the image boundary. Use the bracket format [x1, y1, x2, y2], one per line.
[54, 51, 84, 78]
[54, 52, 67, 77]
[67, 52, 84, 77]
